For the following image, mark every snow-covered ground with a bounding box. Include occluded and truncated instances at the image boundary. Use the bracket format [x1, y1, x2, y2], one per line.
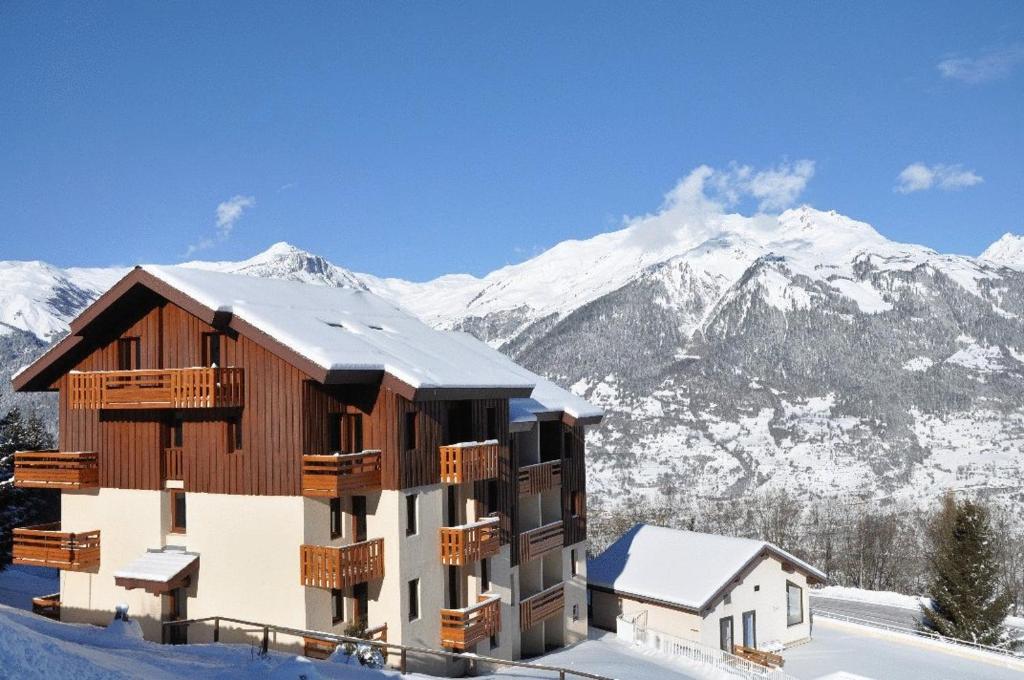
[785, 617, 1024, 680]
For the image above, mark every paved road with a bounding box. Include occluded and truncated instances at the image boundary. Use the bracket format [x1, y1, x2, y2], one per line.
[811, 595, 922, 630]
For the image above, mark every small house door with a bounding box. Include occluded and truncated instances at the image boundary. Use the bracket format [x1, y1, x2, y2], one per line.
[719, 616, 734, 653]
[742, 610, 756, 648]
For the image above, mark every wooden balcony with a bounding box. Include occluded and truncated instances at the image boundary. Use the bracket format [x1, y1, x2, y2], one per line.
[439, 517, 501, 566]
[300, 538, 385, 590]
[518, 460, 562, 496]
[31, 593, 60, 621]
[519, 583, 564, 631]
[162, 447, 184, 482]
[13, 523, 100, 571]
[68, 367, 244, 410]
[518, 520, 564, 563]
[440, 594, 501, 650]
[301, 451, 382, 498]
[14, 451, 98, 490]
[439, 441, 499, 484]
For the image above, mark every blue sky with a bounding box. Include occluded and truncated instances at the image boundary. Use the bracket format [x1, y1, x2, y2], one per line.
[1, 2, 1022, 280]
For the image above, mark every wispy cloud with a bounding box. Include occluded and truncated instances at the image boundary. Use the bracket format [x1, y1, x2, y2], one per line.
[624, 160, 815, 250]
[187, 194, 256, 256]
[938, 45, 1024, 84]
[895, 163, 983, 194]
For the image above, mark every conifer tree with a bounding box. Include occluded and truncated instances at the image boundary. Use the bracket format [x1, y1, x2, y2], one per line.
[0, 407, 57, 570]
[920, 493, 1011, 646]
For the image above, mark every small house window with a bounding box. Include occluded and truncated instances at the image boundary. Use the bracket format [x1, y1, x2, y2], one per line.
[408, 579, 420, 621]
[404, 412, 417, 450]
[485, 407, 497, 440]
[331, 588, 344, 624]
[724, 593, 732, 605]
[117, 337, 140, 370]
[170, 491, 186, 533]
[202, 332, 221, 367]
[754, 585, 760, 592]
[406, 494, 418, 536]
[330, 497, 343, 539]
[786, 582, 804, 626]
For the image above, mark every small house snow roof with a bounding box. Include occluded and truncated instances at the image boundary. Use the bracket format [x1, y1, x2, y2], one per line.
[588, 524, 826, 613]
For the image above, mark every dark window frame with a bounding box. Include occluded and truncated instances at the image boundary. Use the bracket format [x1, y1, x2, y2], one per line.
[331, 588, 344, 625]
[117, 336, 141, 371]
[719, 615, 734, 652]
[329, 497, 343, 539]
[742, 610, 757, 648]
[170, 490, 187, 533]
[786, 581, 804, 626]
[408, 579, 420, 621]
[481, 557, 490, 592]
[405, 494, 418, 536]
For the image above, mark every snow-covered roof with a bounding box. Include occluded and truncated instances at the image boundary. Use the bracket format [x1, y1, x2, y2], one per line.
[141, 265, 535, 392]
[113, 548, 198, 584]
[588, 524, 826, 612]
[440, 330, 603, 424]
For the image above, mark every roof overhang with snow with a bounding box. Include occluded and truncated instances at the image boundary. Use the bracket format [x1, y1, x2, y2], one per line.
[113, 549, 199, 594]
[12, 266, 536, 401]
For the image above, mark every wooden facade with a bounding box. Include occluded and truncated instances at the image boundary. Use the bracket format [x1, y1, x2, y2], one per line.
[561, 424, 587, 546]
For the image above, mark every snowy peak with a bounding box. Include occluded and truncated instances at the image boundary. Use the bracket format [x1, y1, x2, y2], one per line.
[181, 241, 368, 290]
[981, 233, 1024, 268]
[0, 260, 115, 341]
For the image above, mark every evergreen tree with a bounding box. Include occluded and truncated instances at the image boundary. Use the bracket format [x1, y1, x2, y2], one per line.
[0, 407, 57, 570]
[920, 493, 1011, 646]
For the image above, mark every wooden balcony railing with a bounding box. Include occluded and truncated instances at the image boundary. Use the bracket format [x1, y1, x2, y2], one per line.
[14, 450, 98, 490]
[518, 520, 564, 563]
[439, 441, 499, 484]
[162, 447, 184, 482]
[300, 538, 385, 590]
[439, 516, 501, 566]
[31, 593, 61, 621]
[519, 583, 564, 631]
[303, 623, 387, 659]
[518, 460, 562, 496]
[440, 594, 501, 651]
[301, 451, 382, 498]
[68, 367, 244, 410]
[13, 523, 100, 571]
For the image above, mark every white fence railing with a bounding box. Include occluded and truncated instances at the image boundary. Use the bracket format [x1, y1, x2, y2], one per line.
[616, 613, 799, 680]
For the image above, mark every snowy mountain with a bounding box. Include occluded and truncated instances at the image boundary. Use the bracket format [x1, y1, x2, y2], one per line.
[2, 214, 1024, 518]
[982, 233, 1024, 268]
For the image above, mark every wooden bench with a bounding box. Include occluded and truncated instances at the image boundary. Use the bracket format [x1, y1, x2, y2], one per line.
[733, 644, 784, 668]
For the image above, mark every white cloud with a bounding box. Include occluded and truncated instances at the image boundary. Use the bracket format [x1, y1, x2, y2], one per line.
[895, 163, 983, 194]
[624, 160, 814, 250]
[186, 194, 256, 256]
[215, 195, 255, 237]
[938, 45, 1024, 84]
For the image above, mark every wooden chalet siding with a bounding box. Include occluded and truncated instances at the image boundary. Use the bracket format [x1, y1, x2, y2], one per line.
[59, 299, 310, 496]
[561, 423, 586, 546]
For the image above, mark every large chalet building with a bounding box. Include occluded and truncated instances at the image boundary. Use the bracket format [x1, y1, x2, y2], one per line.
[11, 265, 601, 674]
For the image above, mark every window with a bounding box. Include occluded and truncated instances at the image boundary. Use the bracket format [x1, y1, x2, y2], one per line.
[331, 588, 344, 624]
[170, 491, 186, 533]
[481, 558, 490, 592]
[485, 407, 497, 440]
[227, 416, 242, 453]
[724, 593, 732, 605]
[754, 585, 760, 592]
[571, 604, 579, 622]
[570, 491, 583, 518]
[344, 413, 363, 453]
[405, 494, 418, 536]
[202, 332, 221, 367]
[404, 412, 417, 450]
[786, 582, 804, 626]
[408, 579, 420, 621]
[330, 497, 343, 539]
[570, 549, 578, 577]
[354, 582, 368, 626]
[171, 417, 184, 448]
[719, 616, 734, 652]
[352, 496, 367, 543]
[116, 337, 140, 371]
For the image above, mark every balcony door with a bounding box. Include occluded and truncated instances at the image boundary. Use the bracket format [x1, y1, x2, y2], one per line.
[117, 337, 140, 371]
[447, 400, 473, 444]
[719, 616, 734, 653]
[165, 587, 187, 644]
[742, 610, 756, 648]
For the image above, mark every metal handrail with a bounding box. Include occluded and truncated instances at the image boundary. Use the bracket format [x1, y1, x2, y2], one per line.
[162, 614, 615, 680]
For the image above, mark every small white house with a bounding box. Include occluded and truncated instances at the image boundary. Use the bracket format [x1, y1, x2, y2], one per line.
[588, 524, 826, 653]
